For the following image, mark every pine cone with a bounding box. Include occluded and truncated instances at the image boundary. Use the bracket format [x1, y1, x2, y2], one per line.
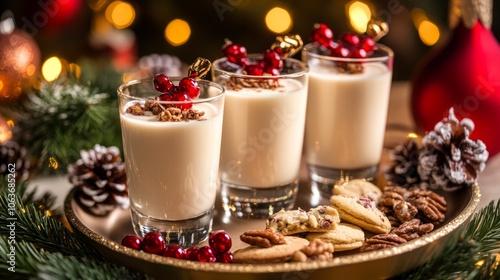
[417, 108, 488, 191]
[384, 138, 421, 187]
[68, 144, 128, 216]
[0, 140, 30, 181]
[138, 54, 186, 77]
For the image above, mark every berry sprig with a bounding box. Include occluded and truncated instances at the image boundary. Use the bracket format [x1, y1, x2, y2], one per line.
[120, 230, 233, 263]
[310, 23, 376, 59]
[152, 57, 211, 110]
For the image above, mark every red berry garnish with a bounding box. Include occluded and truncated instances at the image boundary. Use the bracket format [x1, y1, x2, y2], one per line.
[223, 43, 247, 66]
[330, 45, 351, 58]
[162, 244, 186, 259]
[158, 93, 174, 101]
[142, 231, 165, 255]
[358, 36, 375, 52]
[216, 251, 233, 263]
[341, 33, 360, 47]
[179, 77, 200, 99]
[244, 64, 264, 76]
[263, 66, 280, 76]
[171, 90, 192, 110]
[197, 246, 216, 263]
[311, 23, 333, 47]
[121, 234, 142, 250]
[349, 48, 368, 58]
[209, 230, 232, 255]
[263, 49, 283, 70]
[153, 74, 174, 94]
[185, 246, 199, 261]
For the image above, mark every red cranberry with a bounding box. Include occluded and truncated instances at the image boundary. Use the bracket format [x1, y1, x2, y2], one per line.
[216, 251, 233, 263]
[121, 234, 142, 250]
[263, 66, 280, 76]
[244, 64, 264, 76]
[330, 45, 350, 58]
[254, 59, 266, 69]
[142, 231, 165, 255]
[272, 46, 284, 56]
[179, 77, 200, 99]
[153, 74, 174, 94]
[208, 230, 232, 254]
[223, 43, 247, 66]
[341, 33, 360, 47]
[263, 49, 283, 70]
[197, 246, 216, 263]
[162, 244, 186, 259]
[358, 36, 375, 52]
[349, 48, 368, 58]
[185, 247, 199, 261]
[311, 23, 333, 47]
[171, 91, 192, 110]
[158, 93, 174, 101]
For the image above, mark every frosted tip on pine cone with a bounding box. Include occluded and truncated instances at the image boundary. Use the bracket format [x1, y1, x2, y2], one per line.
[68, 144, 129, 216]
[385, 137, 421, 187]
[417, 108, 488, 191]
[1, 140, 30, 181]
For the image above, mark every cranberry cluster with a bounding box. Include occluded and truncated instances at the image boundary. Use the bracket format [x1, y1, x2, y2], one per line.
[152, 74, 200, 110]
[222, 40, 283, 76]
[311, 23, 376, 58]
[121, 230, 233, 263]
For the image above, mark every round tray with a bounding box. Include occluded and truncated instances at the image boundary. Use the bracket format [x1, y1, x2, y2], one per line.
[64, 178, 480, 280]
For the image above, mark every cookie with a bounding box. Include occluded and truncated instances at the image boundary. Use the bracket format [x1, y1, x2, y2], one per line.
[333, 179, 382, 202]
[232, 236, 309, 264]
[330, 195, 391, 234]
[306, 223, 365, 251]
[266, 205, 340, 235]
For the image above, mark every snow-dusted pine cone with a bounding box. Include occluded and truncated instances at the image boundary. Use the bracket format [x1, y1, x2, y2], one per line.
[138, 54, 186, 77]
[0, 140, 30, 181]
[384, 138, 421, 187]
[68, 144, 128, 216]
[417, 108, 489, 191]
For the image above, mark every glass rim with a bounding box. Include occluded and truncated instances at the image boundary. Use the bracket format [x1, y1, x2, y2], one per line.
[117, 77, 225, 105]
[212, 55, 309, 79]
[303, 42, 394, 63]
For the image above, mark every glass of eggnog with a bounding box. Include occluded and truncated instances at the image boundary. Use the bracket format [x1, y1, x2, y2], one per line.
[118, 76, 225, 247]
[212, 53, 309, 218]
[302, 41, 393, 198]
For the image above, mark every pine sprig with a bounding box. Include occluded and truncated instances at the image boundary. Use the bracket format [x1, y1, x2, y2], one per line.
[400, 199, 500, 279]
[0, 185, 101, 259]
[0, 238, 144, 280]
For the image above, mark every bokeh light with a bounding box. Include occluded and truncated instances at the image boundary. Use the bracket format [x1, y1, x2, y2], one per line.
[347, 1, 371, 33]
[418, 20, 440, 46]
[165, 19, 191, 46]
[42, 57, 63, 82]
[105, 1, 135, 29]
[0, 117, 12, 143]
[265, 7, 292, 34]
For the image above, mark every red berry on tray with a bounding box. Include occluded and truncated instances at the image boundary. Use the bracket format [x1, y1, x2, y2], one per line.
[154, 74, 174, 94]
[341, 32, 360, 47]
[197, 246, 216, 262]
[121, 234, 142, 250]
[179, 77, 201, 99]
[223, 43, 247, 66]
[185, 246, 199, 261]
[216, 251, 233, 263]
[311, 23, 333, 47]
[142, 231, 165, 255]
[244, 64, 264, 76]
[162, 244, 186, 259]
[209, 230, 232, 254]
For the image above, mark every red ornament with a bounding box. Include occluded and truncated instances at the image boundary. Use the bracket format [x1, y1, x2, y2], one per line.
[411, 20, 500, 157]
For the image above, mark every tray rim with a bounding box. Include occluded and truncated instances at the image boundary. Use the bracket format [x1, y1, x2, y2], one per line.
[64, 183, 480, 275]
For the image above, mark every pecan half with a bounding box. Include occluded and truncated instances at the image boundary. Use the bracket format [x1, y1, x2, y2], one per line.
[291, 239, 333, 262]
[393, 201, 418, 223]
[391, 219, 434, 241]
[240, 230, 286, 248]
[407, 189, 447, 224]
[359, 233, 407, 252]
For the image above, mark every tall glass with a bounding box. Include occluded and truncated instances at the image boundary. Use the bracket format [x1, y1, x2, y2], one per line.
[302, 43, 393, 198]
[212, 56, 309, 218]
[117, 78, 225, 246]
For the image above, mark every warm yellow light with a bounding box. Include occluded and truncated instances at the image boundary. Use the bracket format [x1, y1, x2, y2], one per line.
[69, 63, 81, 79]
[105, 1, 135, 29]
[26, 64, 36, 76]
[347, 1, 372, 33]
[411, 8, 428, 29]
[42, 57, 62, 82]
[164, 19, 191, 46]
[418, 20, 440, 46]
[48, 156, 59, 170]
[407, 132, 419, 139]
[0, 119, 12, 143]
[265, 7, 292, 34]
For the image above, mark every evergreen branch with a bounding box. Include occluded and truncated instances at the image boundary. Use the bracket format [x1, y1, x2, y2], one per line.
[0, 187, 102, 259]
[0, 238, 144, 280]
[399, 199, 500, 279]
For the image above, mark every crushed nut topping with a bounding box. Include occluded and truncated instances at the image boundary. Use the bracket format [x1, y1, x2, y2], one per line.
[239, 230, 286, 248]
[336, 62, 364, 74]
[125, 101, 205, 122]
[224, 75, 283, 91]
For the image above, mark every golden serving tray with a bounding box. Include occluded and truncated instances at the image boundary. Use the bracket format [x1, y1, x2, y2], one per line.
[64, 179, 480, 280]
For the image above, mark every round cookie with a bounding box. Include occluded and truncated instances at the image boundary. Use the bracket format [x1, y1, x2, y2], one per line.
[306, 223, 365, 251]
[333, 179, 382, 202]
[330, 195, 391, 234]
[233, 236, 309, 264]
[266, 205, 340, 235]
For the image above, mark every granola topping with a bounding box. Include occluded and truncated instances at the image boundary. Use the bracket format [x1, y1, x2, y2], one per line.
[125, 101, 205, 122]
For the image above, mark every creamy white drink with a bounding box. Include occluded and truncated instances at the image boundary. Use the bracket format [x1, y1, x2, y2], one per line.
[305, 62, 392, 169]
[220, 79, 308, 187]
[120, 103, 223, 221]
